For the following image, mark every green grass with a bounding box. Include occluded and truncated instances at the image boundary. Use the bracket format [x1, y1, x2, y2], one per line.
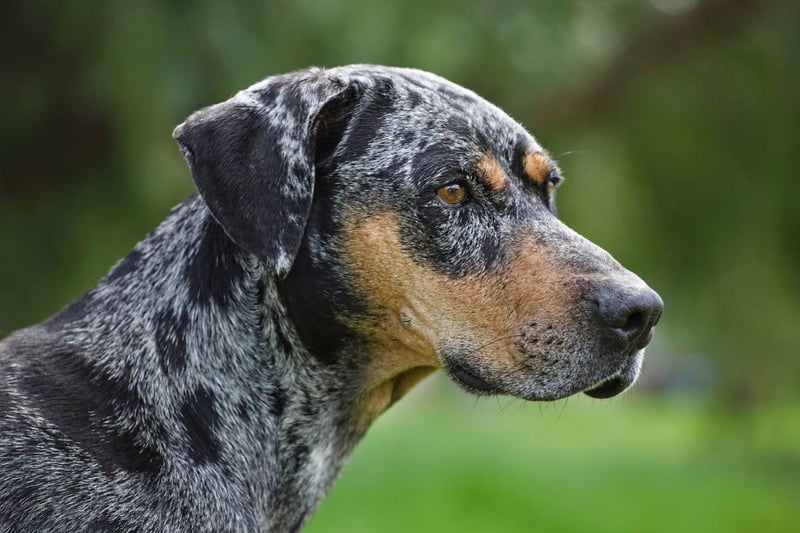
[306, 376, 800, 532]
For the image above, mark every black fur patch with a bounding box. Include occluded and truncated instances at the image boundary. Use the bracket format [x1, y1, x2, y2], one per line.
[271, 311, 294, 356]
[336, 78, 395, 163]
[86, 518, 125, 532]
[510, 136, 530, 183]
[481, 234, 503, 266]
[290, 442, 310, 469]
[45, 290, 95, 328]
[236, 400, 251, 422]
[0, 387, 11, 410]
[7, 483, 36, 510]
[410, 141, 465, 189]
[19, 345, 164, 477]
[277, 240, 361, 365]
[180, 386, 221, 464]
[154, 307, 189, 375]
[105, 248, 143, 283]
[288, 511, 309, 533]
[187, 216, 246, 307]
[268, 387, 287, 419]
[314, 86, 362, 171]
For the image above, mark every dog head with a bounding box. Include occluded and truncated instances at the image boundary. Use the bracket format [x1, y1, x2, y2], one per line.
[174, 65, 663, 410]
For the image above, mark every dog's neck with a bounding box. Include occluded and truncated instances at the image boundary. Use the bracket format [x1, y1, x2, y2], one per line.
[41, 195, 371, 530]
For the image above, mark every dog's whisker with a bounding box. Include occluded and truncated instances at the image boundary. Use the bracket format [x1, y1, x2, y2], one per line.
[554, 149, 588, 159]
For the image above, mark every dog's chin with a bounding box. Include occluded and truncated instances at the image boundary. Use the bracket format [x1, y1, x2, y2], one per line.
[582, 350, 644, 399]
[444, 350, 645, 401]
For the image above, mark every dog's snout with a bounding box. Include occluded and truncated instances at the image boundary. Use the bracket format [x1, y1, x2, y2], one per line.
[590, 284, 663, 349]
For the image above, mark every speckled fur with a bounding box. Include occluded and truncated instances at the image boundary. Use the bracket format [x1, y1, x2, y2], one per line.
[0, 65, 660, 532]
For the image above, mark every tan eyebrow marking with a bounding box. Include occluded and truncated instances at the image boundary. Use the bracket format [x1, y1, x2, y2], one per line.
[522, 151, 552, 187]
[477, 154, 507, 191]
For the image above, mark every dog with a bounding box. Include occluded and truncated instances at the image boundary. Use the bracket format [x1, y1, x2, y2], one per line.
[0, 65, 663, 532]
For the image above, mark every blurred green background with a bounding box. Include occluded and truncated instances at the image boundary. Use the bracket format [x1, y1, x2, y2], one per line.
[1, 0, 798, 531]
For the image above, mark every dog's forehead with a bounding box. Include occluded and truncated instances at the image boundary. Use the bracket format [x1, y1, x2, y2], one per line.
[344, 66, 545, 171]
[376, 67, 535, 146]
[248, 65, 541, 155]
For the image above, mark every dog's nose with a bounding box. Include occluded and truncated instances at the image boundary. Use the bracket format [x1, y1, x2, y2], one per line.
[590, 283, 663, 350]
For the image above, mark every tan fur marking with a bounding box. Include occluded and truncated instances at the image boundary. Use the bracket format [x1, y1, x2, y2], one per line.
[342, 211, 579, 424]
[356, 366, 436, 431]
[523, 151, 552, 186]
[477, 154, 507, 191]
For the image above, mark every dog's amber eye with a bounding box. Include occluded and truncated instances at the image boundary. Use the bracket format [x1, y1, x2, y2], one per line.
[436, 182, 468, 206]
[547, 180, 556, 197]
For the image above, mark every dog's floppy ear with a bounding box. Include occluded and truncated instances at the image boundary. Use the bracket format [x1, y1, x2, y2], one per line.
[173, 71, 362, 278]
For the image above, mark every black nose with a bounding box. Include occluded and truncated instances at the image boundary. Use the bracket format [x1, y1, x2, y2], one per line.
[591, 284, 663, 349]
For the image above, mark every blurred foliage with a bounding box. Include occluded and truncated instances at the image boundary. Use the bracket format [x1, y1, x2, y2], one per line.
[2, 0, 797, 401]
[308, 377, 800, 532]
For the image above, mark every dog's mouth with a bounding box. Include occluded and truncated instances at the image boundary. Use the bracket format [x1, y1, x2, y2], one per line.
[582, 353, 643, 399]
[444, 348, 644, 400]
[451, 364, 635, 400]
[583, 375, 630, 399]
[447, 362, 498, 394]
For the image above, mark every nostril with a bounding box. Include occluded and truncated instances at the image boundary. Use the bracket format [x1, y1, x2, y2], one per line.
[622, 310, 644, 335]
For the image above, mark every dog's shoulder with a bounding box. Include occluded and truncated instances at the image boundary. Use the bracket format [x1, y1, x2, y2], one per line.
[0, 326, 162, 530]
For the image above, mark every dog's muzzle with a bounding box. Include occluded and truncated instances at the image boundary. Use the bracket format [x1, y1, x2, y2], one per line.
[583, 282, 663, 398]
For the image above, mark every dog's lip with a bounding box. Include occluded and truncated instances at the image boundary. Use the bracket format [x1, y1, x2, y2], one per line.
[583, 376, 629, 399]
[582, 350, 644, 399]
[448, 362, 497, 393]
